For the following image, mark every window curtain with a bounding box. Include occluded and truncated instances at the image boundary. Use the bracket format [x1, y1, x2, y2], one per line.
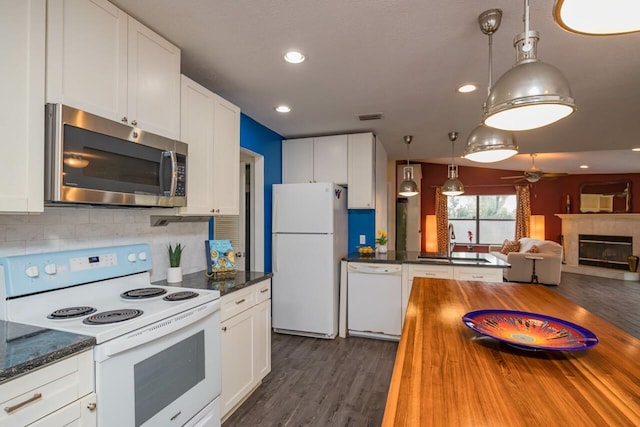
[515, 185, 531, 240]
[435, 187, 448, 253]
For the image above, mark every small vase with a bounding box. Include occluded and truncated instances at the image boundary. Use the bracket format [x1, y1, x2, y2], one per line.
[628, 256, 638, 272]
[167, 266, 183, 283]
[377, 244, 388, 254]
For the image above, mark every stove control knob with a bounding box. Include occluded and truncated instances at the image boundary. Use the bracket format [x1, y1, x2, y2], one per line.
[25, 265, 39, 278]
[127, 253, 137, 263]
[138, 252, 147, 261]
[44, 263, 57, 275]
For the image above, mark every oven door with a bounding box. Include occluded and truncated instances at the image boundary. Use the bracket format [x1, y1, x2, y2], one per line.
[94, 301, 221, 427]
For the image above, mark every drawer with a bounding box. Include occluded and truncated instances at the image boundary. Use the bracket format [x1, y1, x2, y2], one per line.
[255, 279, 271, 304]
[0, 350, 93, 427]
[454, 267, 503, 282]
[221, 286, 257, 322]
[409, 265, 453, 280]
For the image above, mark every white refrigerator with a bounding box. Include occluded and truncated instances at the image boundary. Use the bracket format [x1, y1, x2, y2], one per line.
[271, 182, 347, 339]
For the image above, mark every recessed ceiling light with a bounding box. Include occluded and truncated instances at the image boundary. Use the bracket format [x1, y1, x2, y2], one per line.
[457, 83, 478, 93]
[284, 50, 305, 64]
[275, 105, 291, 113]
[580, 164, 589, 169]
[632, 148, 640, 152]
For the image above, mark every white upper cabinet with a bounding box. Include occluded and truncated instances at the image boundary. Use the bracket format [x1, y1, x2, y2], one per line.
[314, 135, 348, 184]
[46, 0, 181, 139]
[0, 0, 46, 213]
[348, 132, 376, 209]
[282, 135, 348, 184]
[180, 75, 240, 216]
[211, 93, 241, 215]
[282, 138, 314, 183]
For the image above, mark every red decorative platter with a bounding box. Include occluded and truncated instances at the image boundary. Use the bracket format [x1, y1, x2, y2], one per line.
[462, 309, 599, 351]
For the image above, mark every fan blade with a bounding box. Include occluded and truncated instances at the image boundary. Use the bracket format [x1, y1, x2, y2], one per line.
[542, 172, 569, 178]
[500, 175, 525, 179]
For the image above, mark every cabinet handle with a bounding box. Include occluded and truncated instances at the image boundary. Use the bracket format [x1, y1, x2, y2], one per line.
[4, 393, 42, 414]
[235, 298, 246, 305]
[472, 275, 483, 279]
[121, 116, 128, 123]
[221, 326, 227, 332]
[211, 208, 220, 213]
[87, 402, 97, 411]
[131, 120, 138, 126]
[260, 288, 269, 293]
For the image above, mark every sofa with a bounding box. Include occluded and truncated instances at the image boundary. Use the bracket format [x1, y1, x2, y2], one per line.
[489, 237, 563, 286]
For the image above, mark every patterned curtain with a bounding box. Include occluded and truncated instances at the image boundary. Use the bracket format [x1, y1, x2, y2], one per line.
[435, 187, 448, 253]
[515, 185, 531, 240]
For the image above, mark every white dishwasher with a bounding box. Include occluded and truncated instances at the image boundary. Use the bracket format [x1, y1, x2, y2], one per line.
[347, 262, 402, 341]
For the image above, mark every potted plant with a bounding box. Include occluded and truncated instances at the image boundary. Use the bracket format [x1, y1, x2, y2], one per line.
[376, 230, 388, 254]
[167, 243, 184, 283]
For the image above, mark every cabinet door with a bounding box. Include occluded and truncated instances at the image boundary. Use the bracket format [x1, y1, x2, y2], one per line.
[453, 266, 503, 282]
[220, 308, 255, 418]
[282, 138, 314, 183]
[127, 16, 181, 139]
[314, 135, 348, 184]
[253, 299, 272, 382]
[29, 393, 97, 427]
[179, 75, 215, 215]
[46, 0, 127, 123]
[0, 0, 45, 213]
[212, 94, 241, 215]
[348, 133, 376, 208]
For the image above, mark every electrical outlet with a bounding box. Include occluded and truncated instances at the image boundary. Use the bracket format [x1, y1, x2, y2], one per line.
[359, 235, 366, 244]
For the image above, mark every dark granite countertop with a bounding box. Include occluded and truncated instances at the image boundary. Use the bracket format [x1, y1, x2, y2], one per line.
[344, 251, 510, 268]
[0, 321, 95, 384]
[153, 270, 273, 296]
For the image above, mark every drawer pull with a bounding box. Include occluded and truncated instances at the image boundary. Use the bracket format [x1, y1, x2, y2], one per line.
[235, 298, 246, 305]
[260, 288, 269, 293]
[4, 393, 42, 414]
[472, 275, 483, 279]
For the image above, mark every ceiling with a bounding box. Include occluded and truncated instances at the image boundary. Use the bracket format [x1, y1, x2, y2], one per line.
[112, 0, 640, 175]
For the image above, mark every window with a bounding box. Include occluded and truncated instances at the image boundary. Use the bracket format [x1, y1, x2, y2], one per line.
[447, 195, 516, 245]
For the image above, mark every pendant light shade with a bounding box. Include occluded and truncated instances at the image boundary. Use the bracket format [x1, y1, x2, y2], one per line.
[463, 9, 518, 163]
[463, 123, 518, 162]
[442, 132, 464, 197]
[484, 1, 576, 131]
[553, 0, 640, 36]
[398, 135, 419, 197]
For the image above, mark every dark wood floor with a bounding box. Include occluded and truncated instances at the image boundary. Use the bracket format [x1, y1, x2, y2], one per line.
[223, 272, 640, 426]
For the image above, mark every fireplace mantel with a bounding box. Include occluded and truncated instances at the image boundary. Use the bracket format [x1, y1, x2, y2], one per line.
[556, 213, 640, 220]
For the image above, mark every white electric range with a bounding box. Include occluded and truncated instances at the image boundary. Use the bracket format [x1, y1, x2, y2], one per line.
[0, 244, 221, 427]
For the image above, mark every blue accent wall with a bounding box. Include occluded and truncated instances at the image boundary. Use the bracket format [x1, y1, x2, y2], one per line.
[348, 209, 376, 253]
[223, 114, 282, 272]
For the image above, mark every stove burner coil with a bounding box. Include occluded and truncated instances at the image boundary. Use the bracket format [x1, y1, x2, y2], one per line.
[48, 306, 97, 319]
[120, 287, 167, 299]
[163, 291, 199, 301]
[83, 309, 143, 325]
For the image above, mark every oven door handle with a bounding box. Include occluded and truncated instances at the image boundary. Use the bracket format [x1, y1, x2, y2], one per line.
[94, 300, 220, 362]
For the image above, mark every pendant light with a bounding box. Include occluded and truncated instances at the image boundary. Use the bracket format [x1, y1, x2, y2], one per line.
[463, 9, 518, 163]
[483, 0, 576, 131]
[442, 132, 464, 196]
[398, 135, 419, 197]
[553, 0, 640, 35]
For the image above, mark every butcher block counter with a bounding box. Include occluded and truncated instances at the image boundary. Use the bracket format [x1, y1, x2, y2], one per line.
[382, 278, 640, 426]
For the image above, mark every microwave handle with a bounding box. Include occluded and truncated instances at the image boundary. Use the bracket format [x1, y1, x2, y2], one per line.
[161, 151, 178, 196]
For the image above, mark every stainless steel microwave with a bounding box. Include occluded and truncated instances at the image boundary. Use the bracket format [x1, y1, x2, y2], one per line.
[45, 104, 187, 207]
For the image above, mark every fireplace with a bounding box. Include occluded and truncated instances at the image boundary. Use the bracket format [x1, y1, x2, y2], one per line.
[579, 234, 632, 271]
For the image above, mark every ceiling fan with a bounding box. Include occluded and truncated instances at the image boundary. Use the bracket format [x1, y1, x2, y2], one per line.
[501, 154, 568, 183]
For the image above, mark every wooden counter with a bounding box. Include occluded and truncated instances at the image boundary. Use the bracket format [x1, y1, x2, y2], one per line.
[383, 278, 640, 426]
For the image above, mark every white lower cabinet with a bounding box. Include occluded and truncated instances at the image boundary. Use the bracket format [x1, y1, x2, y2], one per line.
[220, 279, 271, 421]
[0, 350, 95, 426]
[453, 266, 503, 282]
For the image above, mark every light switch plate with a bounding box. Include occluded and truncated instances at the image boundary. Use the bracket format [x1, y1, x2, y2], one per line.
[359, 235, 366, 244]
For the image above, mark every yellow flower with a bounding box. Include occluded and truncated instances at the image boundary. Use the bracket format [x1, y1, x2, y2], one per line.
[376, 230, 387, 245]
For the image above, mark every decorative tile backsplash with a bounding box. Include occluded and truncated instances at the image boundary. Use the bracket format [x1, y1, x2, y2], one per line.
[0, 207, 209, 282]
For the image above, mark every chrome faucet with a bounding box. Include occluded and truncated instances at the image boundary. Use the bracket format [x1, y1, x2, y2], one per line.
[448, 223, 456, 257]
